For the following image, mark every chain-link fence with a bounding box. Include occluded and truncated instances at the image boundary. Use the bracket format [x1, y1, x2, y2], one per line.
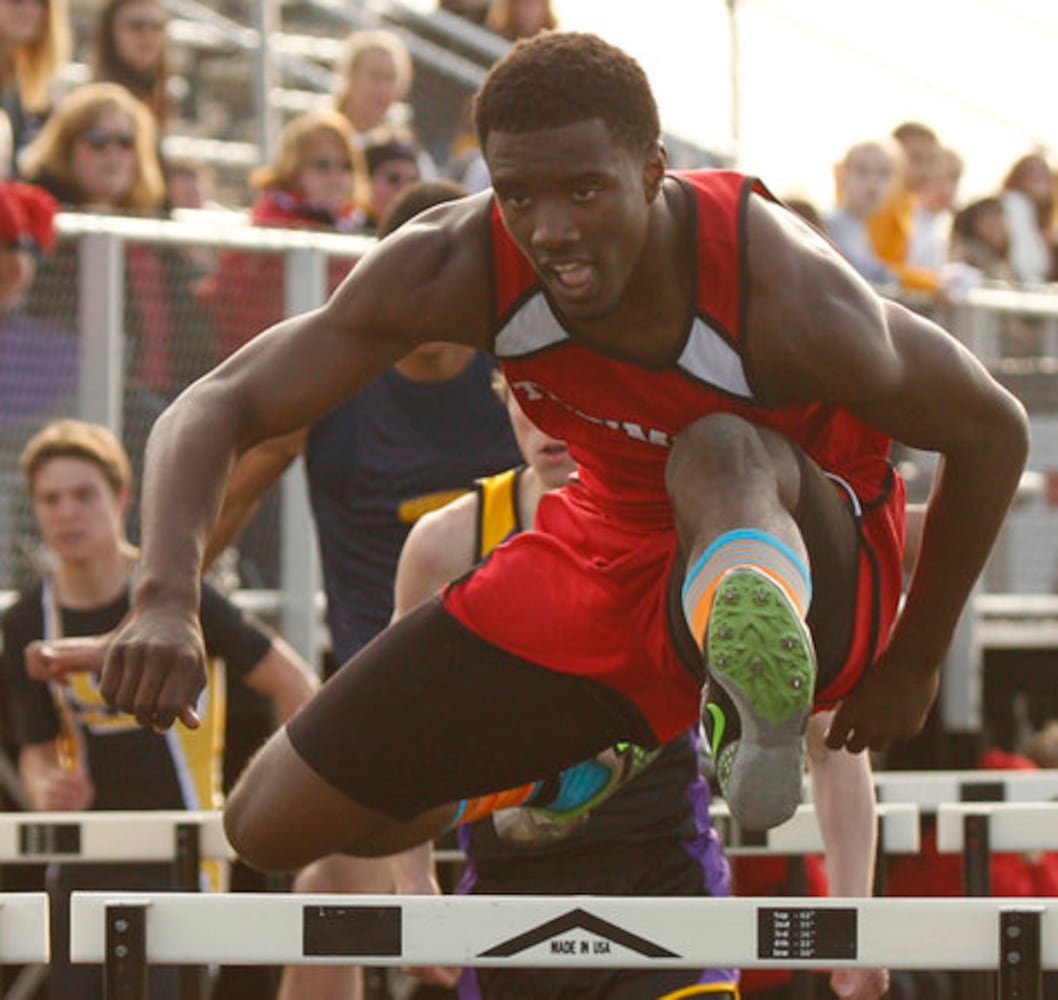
[0, 210, 370, 661]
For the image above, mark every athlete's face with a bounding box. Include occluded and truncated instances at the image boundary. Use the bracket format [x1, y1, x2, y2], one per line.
[486, 118, 663, 321]
[30, 457, 128, 567]
[507, 394, 575, 490]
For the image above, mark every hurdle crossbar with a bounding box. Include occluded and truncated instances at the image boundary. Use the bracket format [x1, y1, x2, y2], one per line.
[0, 894, 49, 964]
[709, 801, 919, 854]
[69, 892, 1058, 971]
[871, 769, 1058, 809]
[936, 802, 1058, 853]
[0, 811, 229, 864]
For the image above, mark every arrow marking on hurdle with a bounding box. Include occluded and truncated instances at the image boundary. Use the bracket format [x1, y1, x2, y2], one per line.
[478, 908, 680, 959]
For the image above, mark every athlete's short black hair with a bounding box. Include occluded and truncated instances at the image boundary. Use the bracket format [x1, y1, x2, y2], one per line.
[474, 32, 660, 155]
[378, 178, 469, 238]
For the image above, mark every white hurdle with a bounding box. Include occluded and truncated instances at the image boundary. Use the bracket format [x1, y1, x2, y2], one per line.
[68, 891, 1056, 1000]
[0, 811, 229, 1000]
[936, 802, 1058, 854]
[0, 895, 49, 964]
[0, 811, 229, 865]
[872, 769, 1058, 809]
[710, 801, 920, 854]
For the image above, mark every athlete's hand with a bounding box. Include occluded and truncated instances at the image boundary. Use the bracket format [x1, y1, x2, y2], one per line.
[825, 657, 939, 754]
[99, 606, 205, 732]
[831, 965, 889, 1000]
[25, 637, 108, 682]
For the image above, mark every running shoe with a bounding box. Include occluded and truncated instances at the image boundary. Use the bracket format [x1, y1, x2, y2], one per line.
[701, 566, 815, 830]
[492, 742, 660, 846]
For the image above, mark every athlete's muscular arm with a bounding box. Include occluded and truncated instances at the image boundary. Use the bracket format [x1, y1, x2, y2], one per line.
[100, 196, 496, 730]
[744, 195, 1029, 753]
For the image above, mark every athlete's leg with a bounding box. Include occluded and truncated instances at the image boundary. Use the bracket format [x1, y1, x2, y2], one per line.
[277, 854, 395, 1000]
[666, 413, 858, 828]
[225, 598, 652, 871]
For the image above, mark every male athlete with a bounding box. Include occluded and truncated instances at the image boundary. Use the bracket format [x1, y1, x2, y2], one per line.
[100, 33, 1027, 873]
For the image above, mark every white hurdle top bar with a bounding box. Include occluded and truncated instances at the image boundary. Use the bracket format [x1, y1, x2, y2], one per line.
[936, 802, 1058, 853]
[710, 802, 919, 854]
[70, 892, 1058, 969]
[0, 811, 229, 863]
[0, 894, 50, 963]
[871, 769, 1058, 808]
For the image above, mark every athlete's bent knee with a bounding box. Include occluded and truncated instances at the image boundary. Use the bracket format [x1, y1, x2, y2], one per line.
[668, 413, 761, 494]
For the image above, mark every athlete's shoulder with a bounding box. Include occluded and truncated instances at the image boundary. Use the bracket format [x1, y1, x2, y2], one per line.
[341, 190, 495, 346]
[408, 490, 480, 566]
[395, 489, 481, 612]
[373, 190, 494, 276]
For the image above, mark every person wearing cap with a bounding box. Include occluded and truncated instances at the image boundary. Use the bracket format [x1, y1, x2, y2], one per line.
[355, 126, 423, 234]
[0, 180, 56, 307]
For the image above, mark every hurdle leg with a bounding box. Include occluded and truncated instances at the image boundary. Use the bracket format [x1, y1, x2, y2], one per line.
[173, 822, 204, 1000]
[998, 907, 1043, 1000]
[2, 963, 48, 1000]
[964, 812, 994, 1000]
[104, 903, 147, 1000]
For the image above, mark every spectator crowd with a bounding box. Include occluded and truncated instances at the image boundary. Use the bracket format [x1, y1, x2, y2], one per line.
[2, 3, 1058, 1000]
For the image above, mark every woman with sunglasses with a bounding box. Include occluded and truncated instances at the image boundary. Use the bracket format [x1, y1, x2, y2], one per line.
[18, 82, 215, 415]
[19, 80, 163, 211]
[0, 0, 72, 173]
[92, 0, 174, 130]
[209, 109, 367, 362]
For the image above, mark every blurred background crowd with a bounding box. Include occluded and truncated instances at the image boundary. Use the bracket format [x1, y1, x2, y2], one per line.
[2, 0, 1057, 304]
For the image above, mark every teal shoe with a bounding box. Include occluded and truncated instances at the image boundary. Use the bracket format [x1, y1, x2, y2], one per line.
[493, 743, 659, 846]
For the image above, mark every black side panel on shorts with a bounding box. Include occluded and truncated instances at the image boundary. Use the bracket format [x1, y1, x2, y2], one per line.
[287, 598, 656, 819]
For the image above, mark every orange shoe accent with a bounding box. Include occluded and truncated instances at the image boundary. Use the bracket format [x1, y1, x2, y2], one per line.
[687, 550, 807, 648]
[456, 783, 537, 825]
[689, 576, 722, 646]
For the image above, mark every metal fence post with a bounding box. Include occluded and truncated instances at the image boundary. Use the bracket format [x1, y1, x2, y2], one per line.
[78, 232, 125, 435]
[280, 246, 326, 666]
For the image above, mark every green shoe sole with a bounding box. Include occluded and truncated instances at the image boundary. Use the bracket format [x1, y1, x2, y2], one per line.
[706, 566, 815, 830]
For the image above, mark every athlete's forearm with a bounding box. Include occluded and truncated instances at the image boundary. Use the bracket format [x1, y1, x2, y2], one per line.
[895, 418, 1026, 667]
[135, 381, 246, 612]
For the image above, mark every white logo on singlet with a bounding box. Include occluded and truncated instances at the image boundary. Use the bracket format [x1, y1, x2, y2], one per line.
[510, 379, 673, 448]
